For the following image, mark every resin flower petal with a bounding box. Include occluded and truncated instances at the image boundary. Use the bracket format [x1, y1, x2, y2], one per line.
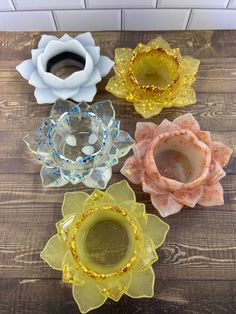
[73, 280, 107, 313]
[121, 113, 232, 217]
[106, 180, 136, 203]
[106, 36, 200, 118]
[41, 235, 67, 270]
[62, 191, 89, 217]
[16, 32, 114, 104]
[41, 181, 169, 312]
[24, 99, 134, 188]
[126, 268, 155, 298]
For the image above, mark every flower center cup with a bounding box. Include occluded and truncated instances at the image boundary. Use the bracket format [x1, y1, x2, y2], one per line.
[153, 132, 208, 184]
[46, 51, 86, 79]
[86, 219, 129, 265]
[48, 111, 109, 171]
[69, 206, 140, 278]
[130, 48, 179, 90]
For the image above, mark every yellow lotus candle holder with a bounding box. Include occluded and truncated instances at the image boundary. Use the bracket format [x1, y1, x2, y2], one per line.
[41, 180, 169, 313]
[106, 36, 200, 118]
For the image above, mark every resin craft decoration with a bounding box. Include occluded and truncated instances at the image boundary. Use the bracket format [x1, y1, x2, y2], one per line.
[41, 180, 169, 313]
[121, 113, 232, 217]
[24, 99, 134, 188]
[16, 32, 114, 104]
[106, 36, 200, 118]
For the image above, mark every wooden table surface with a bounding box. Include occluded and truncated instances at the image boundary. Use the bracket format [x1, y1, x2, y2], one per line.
[0, 30, 235, 314]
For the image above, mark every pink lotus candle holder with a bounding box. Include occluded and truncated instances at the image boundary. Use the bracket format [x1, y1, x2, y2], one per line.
[121, 113, 232, 217]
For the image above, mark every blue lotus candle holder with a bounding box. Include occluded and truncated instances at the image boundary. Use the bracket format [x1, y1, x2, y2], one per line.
[24, 99, 134, 188]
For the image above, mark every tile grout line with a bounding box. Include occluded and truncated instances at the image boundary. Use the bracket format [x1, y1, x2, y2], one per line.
[11, 0, 17, 11]
[185, 9, 193, 30]
[51, 10, 58, 31]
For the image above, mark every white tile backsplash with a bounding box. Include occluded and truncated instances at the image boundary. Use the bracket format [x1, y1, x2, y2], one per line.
[0, 0, 15, 11]
[54, 10, 121, 31]
[0, 11, 56, 30]
[158, 0, 230, 8]
[122, 9, 190, 30]
[0, 0, 235, 31]
[86, 0, 156, 9]
[228, 0, 236, 8]
[188, 9, 236, 29]
[13, 0, 85, 10]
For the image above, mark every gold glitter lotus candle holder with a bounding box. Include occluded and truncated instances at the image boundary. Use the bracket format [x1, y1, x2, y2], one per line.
[41, 180, 169, 313]
[106, 36, 200, 118]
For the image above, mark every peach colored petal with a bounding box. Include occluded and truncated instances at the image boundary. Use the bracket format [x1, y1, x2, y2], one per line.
[207, 160, 226, 184]
[173, 186, 203, 208]
[196, 130, 211, 147]
[150, 193, 183, 217]
[121, 156, 143, 184]
[154, 119, 180, 136]
[212, 141, 233, 167]
[141, 172, 166, 195]
[198, 182, 224, 206]
[173, 113, 200, 133]
[133, 140, 149, 162]
[135, 122, 157, 142]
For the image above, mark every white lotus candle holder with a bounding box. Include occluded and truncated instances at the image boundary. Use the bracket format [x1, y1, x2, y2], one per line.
[16, 32, 114, 104]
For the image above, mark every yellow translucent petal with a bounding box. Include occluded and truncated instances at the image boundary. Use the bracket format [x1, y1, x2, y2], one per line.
[73, 280, 107, 313]
[144, 214, 170, 249]
[147, 36, 171, 50]
[121, 201, 147, 228]
[40, 234, 67, 270]
[126, 267, 155, 298]
[83, 190, 115, 210]
[115, 48, 133, 66]
[134, 102, 163, 119]
[106, 180, 136, 203]
[56, 215, 75, 243]
[96, 272, 131, 302]
[182, 56, 200, 77]
[171, 87, 197, 108]
[134, 234, 158, 271]
[62, 191, 89, 217]
[62, 252, 85, 286]
[106, 76, 127, 98]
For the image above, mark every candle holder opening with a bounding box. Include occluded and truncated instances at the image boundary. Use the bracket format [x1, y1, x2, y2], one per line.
[130, 48, 179, 90]
[154, 132, 207, 184]
[86, 219, 129, 266]
[46, 51, 86, 79]
[69, 205, 139, 277]
[48, 111, 107, 171]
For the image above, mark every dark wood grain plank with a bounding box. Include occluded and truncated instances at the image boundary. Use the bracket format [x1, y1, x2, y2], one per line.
[0, 279, 235, 314]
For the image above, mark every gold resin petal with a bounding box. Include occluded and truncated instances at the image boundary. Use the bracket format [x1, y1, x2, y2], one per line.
[170, 86, 197, 108]
[40, 234, 67, 270]
[106, 76, 127, 98]
[147, 36, 171, 50]
[83, 190, 116, 210]
[144, 214, 170, 249]
[115, 48, 133, 67]
[106, 180, 136, 203]
[126, 267, 155, 298]
[134, 102, 163, 119]
[182, 55, 200, 77]
[62, 191, 89, 217]
[73, 280, 107, 314]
